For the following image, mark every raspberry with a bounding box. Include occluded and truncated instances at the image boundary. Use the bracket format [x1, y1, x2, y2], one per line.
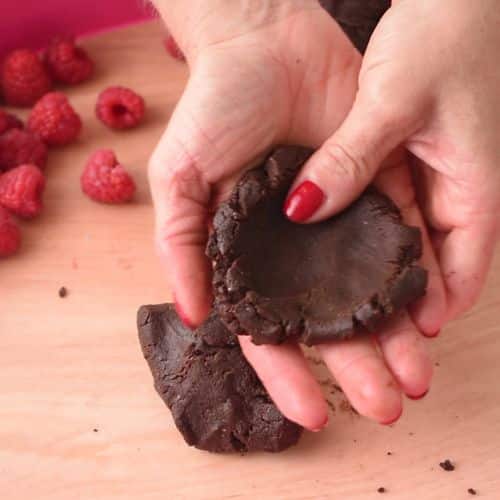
[28, 92, 82, 146]
[0, 206, 21, 257]
[0, 164, 45, 218]
[44, 36, 94, 85]
[1, 49, 52, 107]
[81, 149, 135, 204]
[95, 86, 145, 129]
[0, 129, 48, 171]
[164, 35, 186, 62]
[0, 110, 23, 135]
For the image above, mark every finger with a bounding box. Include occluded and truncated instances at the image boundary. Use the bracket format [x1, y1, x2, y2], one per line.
[377, 312, 433, 399]
[316, 336, 403, 425]
[239, 336, 328, 431]
[407, 211, 447, 336]
[439, 218, 499, 320]
[150, 150, 213, 327]
[148, 81, 219, 327]
[374, 162, 447, 336]
[283, 91, 414, 223]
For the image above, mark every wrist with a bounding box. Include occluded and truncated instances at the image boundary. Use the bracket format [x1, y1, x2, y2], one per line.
[152, 0, 318, 60]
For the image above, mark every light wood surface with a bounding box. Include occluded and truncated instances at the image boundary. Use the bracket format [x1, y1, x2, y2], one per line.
[1, 21, 499, 500]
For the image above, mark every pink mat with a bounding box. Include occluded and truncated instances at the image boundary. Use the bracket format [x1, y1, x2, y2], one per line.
[1, 0, 156, 57]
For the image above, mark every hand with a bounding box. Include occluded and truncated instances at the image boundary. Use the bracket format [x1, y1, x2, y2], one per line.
[150, 1, 361, 323]
[287, 0, 500, 330]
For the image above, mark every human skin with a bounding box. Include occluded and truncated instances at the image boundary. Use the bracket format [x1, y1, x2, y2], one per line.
[149, 0, 500, 430]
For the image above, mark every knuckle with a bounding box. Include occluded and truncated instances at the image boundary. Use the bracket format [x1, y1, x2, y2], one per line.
[358, 79, 403, 132]
[360, 72, 391, 110]
[320, 141, 369, 183]
[150, 153, 210, 205]
[155, 216, 208, 256]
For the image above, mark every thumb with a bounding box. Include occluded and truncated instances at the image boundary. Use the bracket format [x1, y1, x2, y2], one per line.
[149, 60, 277, 327]
[284, 94, 412, 223]
[148, 84, 218, 328]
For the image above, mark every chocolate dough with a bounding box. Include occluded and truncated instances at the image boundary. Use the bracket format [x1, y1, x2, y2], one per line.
[207, 146, 427, 346]
[320, 0, 391, 53]
[137, 303, 303, 453]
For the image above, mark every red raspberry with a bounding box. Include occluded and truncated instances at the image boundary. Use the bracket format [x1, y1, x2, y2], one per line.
[44, 36, 94, 85]
[28, 92, 82, 146]
[1, 49, 52, 107]
[0, 110, 23, 135]
[0, 206, 21, 257]
[81, 149, 135, 204]
[0, 129, 48, 172]
[0, 164, 45, 218]
[95, 86, 145, 129]
[164, 35, 186, 62]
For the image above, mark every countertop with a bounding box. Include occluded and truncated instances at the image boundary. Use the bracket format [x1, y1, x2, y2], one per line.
[1, 20, 499, 500]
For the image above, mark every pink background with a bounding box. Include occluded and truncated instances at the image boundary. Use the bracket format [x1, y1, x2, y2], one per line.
[0, 0, 155, 57]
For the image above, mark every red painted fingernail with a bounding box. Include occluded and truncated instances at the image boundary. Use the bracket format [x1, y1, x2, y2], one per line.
[380, 408, 403, 426]
[284, 181, 324, 222]
[407, 389, 429, 400]
[311, 415, 329, 432]
[174, 297, 196, 329]
[426, 330, 440, 338]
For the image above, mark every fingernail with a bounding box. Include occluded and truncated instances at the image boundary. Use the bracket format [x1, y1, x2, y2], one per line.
[380, 408, 403, 426]
[284, 180, 324, 222]
[174, 297, 196, 329]
[407, 389, 429, 401]
[426, 330, 440, 338]
[311, 415, 329, 432]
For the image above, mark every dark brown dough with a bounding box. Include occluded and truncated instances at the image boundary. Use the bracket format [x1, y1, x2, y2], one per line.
[137, 303, 303, 453]
[207, 146, 427, 346]
[319, 0, 391, 53]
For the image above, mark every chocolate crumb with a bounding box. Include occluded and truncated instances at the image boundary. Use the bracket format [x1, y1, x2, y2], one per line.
[467, 488, 477, 495]
[340, 399, 358, 415]
[439, 459, 455, 471]
[58, 286, 68, 298]
[306, 356, 325, 366]
[377, 487, 386, 493]
[326, 399, 336, 413]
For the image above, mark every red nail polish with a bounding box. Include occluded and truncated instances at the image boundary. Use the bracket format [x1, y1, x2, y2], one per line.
[407, 389, 429, 400]
[380, 408, 403, 426]
[284, 180, 324, 222]
[174, 299, 195, 329]
[426, 330, 440, 338]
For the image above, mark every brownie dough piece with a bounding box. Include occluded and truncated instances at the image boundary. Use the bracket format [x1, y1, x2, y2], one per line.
[137, 303, 303, 453]
[319, 0, 391, 53]
[207, 146, 427, 346]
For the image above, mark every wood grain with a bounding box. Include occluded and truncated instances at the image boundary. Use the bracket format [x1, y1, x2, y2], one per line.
[1, 20, 499, 500]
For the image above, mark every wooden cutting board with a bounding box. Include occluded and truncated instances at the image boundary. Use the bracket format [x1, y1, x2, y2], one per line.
[1, 20, 499, 500]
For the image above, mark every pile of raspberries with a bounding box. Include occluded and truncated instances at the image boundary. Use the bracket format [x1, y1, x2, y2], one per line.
[0, 31, 186, 258]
